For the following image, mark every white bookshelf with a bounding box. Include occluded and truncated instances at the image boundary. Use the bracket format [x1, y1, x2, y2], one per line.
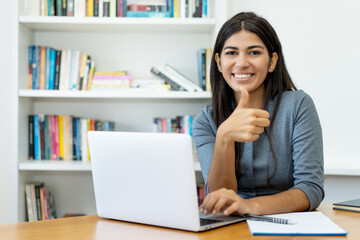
[15, 1, 228, 222]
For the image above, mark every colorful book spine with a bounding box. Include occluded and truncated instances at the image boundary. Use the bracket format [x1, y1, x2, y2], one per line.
[58, 115, 64, 160]
[28, 46, 34, 89]
[45, 47, 51, 90]
[35, 46, 41, 89]
[39, 46, 46, 90]
[49, 49, 56, 90]
[50, 115, 57, 160]
[33, 115, 40, 160]
[54, 50, 61, 90]
[44, 115, 51, 159]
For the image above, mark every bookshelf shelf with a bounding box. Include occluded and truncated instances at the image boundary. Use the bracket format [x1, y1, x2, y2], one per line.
[19, 160, 92, 171]
[19, 16, 216, 33]
[18, 89, 212, 99]
[19, 160, 202, 172]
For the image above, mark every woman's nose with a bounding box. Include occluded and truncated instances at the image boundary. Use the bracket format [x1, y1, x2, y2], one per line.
[235, 54, 250, 68]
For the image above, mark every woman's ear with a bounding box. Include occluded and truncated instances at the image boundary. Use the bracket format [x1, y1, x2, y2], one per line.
[215, 53, 222, 72]
[268, 52, 278, 73]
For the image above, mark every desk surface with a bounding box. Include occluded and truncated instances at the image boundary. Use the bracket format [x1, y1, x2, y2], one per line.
[1, 203, 359, 240]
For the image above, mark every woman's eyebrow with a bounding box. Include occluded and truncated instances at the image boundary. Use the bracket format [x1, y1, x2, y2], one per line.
[223, 45, 265, 50]
[223, 46, 238, 50]
[248, 45, 265, 50]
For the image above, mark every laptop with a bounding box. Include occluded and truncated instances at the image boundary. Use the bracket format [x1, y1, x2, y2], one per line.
[88, 131, 244, 232]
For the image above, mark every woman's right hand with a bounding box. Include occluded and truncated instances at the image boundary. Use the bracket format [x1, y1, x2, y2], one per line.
[218, 87, 270, 143]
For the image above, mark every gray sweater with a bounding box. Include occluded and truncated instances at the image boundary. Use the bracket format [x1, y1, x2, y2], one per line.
[193, 90, 324, 211]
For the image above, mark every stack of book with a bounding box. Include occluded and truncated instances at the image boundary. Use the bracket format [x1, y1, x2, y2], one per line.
[91, 71, 132, 90]
[28, 114, 115, 161]
[153, 115, 194, 134]
[22, 0, 212, 18]
[28, 46, 95, 91]
[151, 64, 203, 92]
[25, 182, 56, 222]
[153, 115, 199, 162]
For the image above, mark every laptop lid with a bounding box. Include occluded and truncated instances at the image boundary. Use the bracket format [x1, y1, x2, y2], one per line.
[88, 131, 202, 231]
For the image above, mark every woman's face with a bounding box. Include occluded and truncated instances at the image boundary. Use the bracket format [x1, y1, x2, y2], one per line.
[215, 30, 278, 97]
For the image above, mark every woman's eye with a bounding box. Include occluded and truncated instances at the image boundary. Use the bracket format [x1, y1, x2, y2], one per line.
[249, 50, 261, 55]
[225, 51, 237, 55]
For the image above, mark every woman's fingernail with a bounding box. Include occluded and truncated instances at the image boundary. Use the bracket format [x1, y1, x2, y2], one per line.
[204, 210, 208, 215]
[212, 210, 217, 215]
[200, 208, 203, 212]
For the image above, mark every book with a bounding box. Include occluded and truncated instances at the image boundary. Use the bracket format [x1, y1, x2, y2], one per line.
[46, 186, 57, 219]
[49, 48, 56, 90]
[39, 46, 46, 90]
[62, 0, 67, 15]
[103, 0, 110, 17]
[30, 183, 38, 221]
[28, 115, 34, 160]
[50, 115, 58, 160]
[33, 115, 40, 160]
[109, 0, 116, 17]
[164, 64, 203, 92]
[34, 182, 45, 220]
[55, 0, 63, 16]
[54, 50, 61, 90]
[28, 46, 34, 89]
[197, 48, 206, 90]
[126, 11, 170, 18]
[333, 198, 360, 213]
[39, 114, 46, 160]
[25, 184, 35, 221]
[150, 66, 185, 91]
[94, 0, 99, 16]
[246, 212, 347, 236]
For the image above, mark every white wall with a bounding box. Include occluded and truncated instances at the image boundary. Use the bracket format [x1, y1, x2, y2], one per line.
[0, 1, 17, 224]
[228, 0, 360, 202]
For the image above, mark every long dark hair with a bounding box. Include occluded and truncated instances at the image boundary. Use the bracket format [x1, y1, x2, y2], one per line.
[211, 12, 297, 185]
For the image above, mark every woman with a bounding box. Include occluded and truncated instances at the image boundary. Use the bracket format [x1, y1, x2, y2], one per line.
[193, 12, 324, 216]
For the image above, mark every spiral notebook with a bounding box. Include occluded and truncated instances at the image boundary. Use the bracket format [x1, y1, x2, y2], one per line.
[246, 212, 347, 236]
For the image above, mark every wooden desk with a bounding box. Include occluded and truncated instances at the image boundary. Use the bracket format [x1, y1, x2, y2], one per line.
[1, 203, 359, 240]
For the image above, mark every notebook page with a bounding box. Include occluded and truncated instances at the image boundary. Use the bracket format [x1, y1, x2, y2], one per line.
[246, 212, 347, 235]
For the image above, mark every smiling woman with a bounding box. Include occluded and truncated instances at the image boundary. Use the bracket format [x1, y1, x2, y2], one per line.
[193, 12, 324, 216]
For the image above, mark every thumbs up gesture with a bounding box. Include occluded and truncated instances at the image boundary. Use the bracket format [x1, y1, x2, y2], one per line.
[219, 87, 270, 143]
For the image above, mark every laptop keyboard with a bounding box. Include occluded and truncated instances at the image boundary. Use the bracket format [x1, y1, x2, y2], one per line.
[200, 218, 224, 226]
